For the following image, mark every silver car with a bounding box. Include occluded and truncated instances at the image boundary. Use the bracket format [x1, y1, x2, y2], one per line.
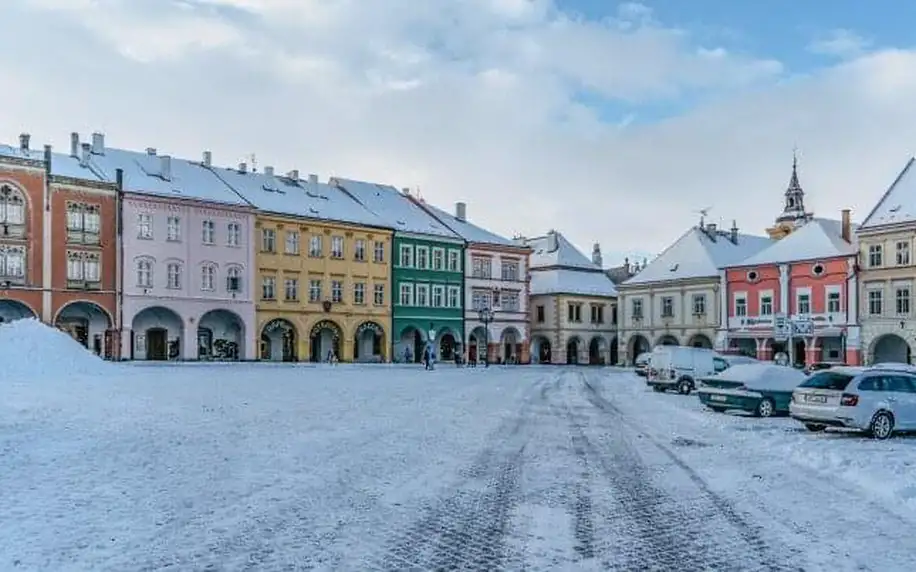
[789, 365, 916, 439]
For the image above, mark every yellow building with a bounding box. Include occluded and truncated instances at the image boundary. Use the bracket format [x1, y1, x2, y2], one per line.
[210, 165, 392, 361]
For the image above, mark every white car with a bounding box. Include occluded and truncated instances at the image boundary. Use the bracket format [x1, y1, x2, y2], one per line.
[647, 346, 728, 395]
[789, 365, 916, 440]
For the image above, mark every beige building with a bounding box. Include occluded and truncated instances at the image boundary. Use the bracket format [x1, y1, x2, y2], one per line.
[856, 157, 916, 364]
[617, 220, 772, 364]
[525, 230, 619, 364]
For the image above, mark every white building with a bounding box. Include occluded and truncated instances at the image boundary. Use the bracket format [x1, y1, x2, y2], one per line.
[413, 200, 532, 363]
[617, 220, 772, 364]
[525, 230, 619, 365]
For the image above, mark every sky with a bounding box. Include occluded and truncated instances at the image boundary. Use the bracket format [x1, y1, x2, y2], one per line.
[2, 0, 916, 266]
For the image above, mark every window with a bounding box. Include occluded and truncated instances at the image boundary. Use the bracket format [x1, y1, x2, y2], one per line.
[472, 289, 490, 310]
[137, 213, 152, 239]
[827, 288, 841, 313]
[261, 229, 276, 253]
[227, 222, 241, 246]
[632, 298, 643, 319]
[896, 287, 910, 315]
[868, 289, 883, 316]
[201, 264, 215, 291]
[567, 303, 582, 322]
[66, 203, 101, 244]
[399, 283, 413, 306]
[472, 256, 491, 278]
[226, 266, 242, 293]
[354, 282, 366, 304]
[760, 294, 773, 316]
[331, 280, 343, 303]
[501, 291, 520, 311]
[373, 284, 385, 305]
[399, 245, 413, 267]
[0, 245, 25, 279]
[285, 278, 298, 301]
[136, 258, 152, 287]
[692, 294, 706, 315]
[285, 231, 299, 255]
[447, 250, 461, 272]
[430, 248, 444, 270]
[309, 235, 322, 257]
[661, 296, 674, 318]
[432, 285, 444, 307]
[373, 241, 385, 263]
[354, 239, 366, 261]
[416, 284, 429, 306]
[262, 276, 276, 300]
[62, 253, 82, 280]
[167, 216, 181, 242]
[416, 247, 429, 269]
[612, 306, 618, 325]
[65, 252, 100, 284]
[536, 305, 545, 323]
[713, 357, 728, 373]
[590, 304, 604, 324]
[734, 294, 747, 317]
[797, 291, 811, 315]
[501, 260, 520, 281]
[331, 236, 344, 258]
[0, 185, 25, 226]
[166, 262, 182, 289]
[869, 244, 883, 267]
[447, 286, 460, 308]
[309, 279, 322, 302]
[202, 220, 215, 244]
[897, 241, 911, 266]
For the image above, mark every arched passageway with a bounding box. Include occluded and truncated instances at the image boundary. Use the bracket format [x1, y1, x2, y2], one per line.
[588, 336, 607, 365]
[354, 321, 385, 362]
[566, 337, 581, 365]
[56, 301, 112, 357]
[132, 306, 183, 360]
[872, 334, 910, 364]
[688, 333, 713, 349]
[310, 320, 343, 362]
[260, 318, 297, 361]
[198, 309, 244, 360]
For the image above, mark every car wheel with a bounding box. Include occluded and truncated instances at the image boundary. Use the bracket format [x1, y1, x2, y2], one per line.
[869, 411, 895, 440]
[755, 398, 775, 418]
[678, 379, 692, 395]
[804, 423, 826, 432]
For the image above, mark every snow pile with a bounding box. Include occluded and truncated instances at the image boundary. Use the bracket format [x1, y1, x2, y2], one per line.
[710, 363, 807, 390]
[0, 318, 109, 379]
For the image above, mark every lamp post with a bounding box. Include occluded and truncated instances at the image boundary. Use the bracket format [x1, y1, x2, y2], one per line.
[477, 307, 495, 367]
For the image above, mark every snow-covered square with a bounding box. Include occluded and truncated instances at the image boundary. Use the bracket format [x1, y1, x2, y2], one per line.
[3, 321, 916, 571]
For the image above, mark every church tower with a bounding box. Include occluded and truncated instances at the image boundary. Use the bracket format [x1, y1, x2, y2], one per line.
[766, 151, 813, 239]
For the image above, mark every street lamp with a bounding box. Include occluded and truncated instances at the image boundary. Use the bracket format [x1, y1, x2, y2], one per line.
[477, 306, 495, 367]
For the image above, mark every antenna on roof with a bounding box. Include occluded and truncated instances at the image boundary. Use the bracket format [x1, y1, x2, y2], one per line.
[695, 207, 712, 227]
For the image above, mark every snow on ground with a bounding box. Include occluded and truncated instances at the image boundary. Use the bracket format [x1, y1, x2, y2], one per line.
[2, 362, 915, 571]
[0, 318, 110, 379]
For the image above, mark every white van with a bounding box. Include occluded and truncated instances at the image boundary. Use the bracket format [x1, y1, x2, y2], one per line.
[646, 346, 728, 395]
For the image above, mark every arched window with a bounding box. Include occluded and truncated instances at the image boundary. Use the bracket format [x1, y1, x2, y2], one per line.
[136, 258, 153, 288]
[0, 185, 26, 238]
[0, 245, 26, 282]
[226, 266, 243, 293]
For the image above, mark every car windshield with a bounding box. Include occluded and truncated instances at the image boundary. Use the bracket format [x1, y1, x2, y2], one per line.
[799, 371, 855, 391]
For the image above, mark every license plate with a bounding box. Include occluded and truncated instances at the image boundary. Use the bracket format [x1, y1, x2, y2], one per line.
[710, 395, 727, 402]
[806, 395, 827, 403]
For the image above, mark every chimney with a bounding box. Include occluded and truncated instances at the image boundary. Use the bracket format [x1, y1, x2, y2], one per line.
[706, 223, 717, 233]
[264, 165, 274, 177]
[160, 155, 172, 181]
[546, 230, 558, 252]
[592, 242, 603, 267]
[19, 133, 29, 151]
[238, 162, 247, 174]
[91, 132, 104, 155]
[730, 219, 739, 244]
[308, 174, 318, 185]
[146, 147, 157, 156]
[202, 150, 212, 167]
[287, 169, 299, 181]
[79, 143, 91, 167]
[455, 201, 467, 221]
[115, 168, 124, 191]
[841, 209, 851, 242]
[43, 145, 51, 174]
[402, 187, 410, 195]
[70, 132, 79, 157]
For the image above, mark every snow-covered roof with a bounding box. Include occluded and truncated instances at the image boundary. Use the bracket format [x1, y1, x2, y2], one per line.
[735, 218, 856, 267]
[0, 144, 43, 162]
[418, 202, 516, 246]
[530, 268, 618, 297]
[210, 169, 384, 228]
[49, 152, 106, 182]
[526, 231, 598, 270]
[859, 157, 916, 230]
[624, 226, 773, 286]
[330, 178, 461, 240]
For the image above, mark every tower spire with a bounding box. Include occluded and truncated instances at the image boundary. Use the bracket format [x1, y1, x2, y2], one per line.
[776, 148, 808, 224]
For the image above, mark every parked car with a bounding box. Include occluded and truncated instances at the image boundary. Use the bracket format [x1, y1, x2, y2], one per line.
[789, 366, 916, 440]
[722, 355, 760, 366]
[634, 352, 652, 377]
[803, 361, 844, 375]
[647, 346, 728, 395]
[696, 363, 808, 417]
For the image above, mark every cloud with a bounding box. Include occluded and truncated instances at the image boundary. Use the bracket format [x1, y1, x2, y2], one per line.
[808, 28, 871, 59]
[2, 1, 914, 263]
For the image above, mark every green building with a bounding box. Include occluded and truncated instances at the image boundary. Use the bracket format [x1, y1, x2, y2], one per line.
[332, 179, 465, 362]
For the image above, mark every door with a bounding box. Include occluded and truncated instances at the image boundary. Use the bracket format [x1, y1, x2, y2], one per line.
[887, 375, 916, 429]
[146, 328, 168, 361]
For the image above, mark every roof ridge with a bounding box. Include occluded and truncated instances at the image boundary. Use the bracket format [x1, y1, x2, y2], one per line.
[859, 157, 916, 229]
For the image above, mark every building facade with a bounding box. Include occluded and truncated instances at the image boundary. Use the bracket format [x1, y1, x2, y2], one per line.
[213, 166, 392, 362]
[413, 200, 532, 364]
[618, 221, 772, 364]
[331, 179, 465, 363]
[856, 157, 916, 364]
[526, 231, 618, 365]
